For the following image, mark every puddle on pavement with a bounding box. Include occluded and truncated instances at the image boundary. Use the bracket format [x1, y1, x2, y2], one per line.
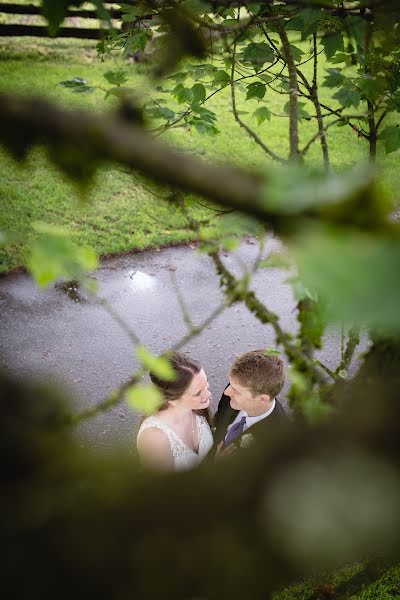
[127, 270, 156, 292]
[54, 280, 87, 303]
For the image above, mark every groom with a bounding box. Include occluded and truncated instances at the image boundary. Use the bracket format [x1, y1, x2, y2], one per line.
[214, 350, 287, 450]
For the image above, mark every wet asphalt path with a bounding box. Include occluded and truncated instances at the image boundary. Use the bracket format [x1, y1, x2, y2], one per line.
[0, 237, 364, 451]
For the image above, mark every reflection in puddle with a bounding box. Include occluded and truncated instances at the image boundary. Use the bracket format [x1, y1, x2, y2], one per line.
[128, 271, 156, 292]
[54, 280, 87, 303]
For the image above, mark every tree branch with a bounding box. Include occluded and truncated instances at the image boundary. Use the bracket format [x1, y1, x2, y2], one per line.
[229, 33, 286, 163]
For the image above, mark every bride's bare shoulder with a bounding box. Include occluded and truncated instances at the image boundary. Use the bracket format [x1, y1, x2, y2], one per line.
[137, 425, 173, 471]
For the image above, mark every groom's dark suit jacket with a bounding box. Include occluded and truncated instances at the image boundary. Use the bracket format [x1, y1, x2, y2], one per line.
[213, 387, 288, 450]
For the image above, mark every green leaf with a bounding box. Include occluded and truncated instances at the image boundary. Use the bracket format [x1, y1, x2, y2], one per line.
[283, 101, 310, 120]
[126, 384, 164, 415]
[184, 0, 209, 14]
[323, 68, 345, 88]
[193, 119, 219, 135]
[289, 368, 308, 394]
[299, 8, 322, 39]
[357, 75, 387, 102]
[145, 105, 175, 121]
[259, 252, 292, 270]
[122, 13, 139, 22]
[259, 74, 273, 83]
[27, 223, 98, 288]
[93, 0, 112, 26]
[168, 71, 188, 83]
[242, 42, 275, 71]
[297, 294, 326, 349]
[103, 69, 128, 86]
[288, 44, 304, 63]
[191, 83, 207, 104]
[58, 77, 95, 94]
[246, 82, 266, 101]
[221, 237, 239, 251]
[301, 393, 334, 425]
[42, 0, 69, 36]
[287, 276, 318, 302]
[295, 227, 400, 334]
[332, 86, 361, 108]
[191, 105, 217, 122]
[345, 15, 368, 48]
[264, 348, 281, 356]
[253, 106, 271, 125]
[104, 86, 135, 99]
[218, 213, 261, 239]
[124, 31, 148, 56]
[173, 84, 194, 104]
[195, 63, 216, 76]
[379, 126, 400, 154]
[279, 79, 290, 93]
[119, 4, 144, 16]
[212, 70, 230, 87]
[247, 3, 261, 16]
[285, 16, 306, 32]
[330, 53, 349, 65]
[321, 31, 344, 60]
[136, 346, 176, 381]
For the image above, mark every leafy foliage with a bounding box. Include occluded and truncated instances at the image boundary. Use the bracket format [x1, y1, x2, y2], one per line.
[296, 227, 400, 334]
[27, 223, 98, 289]
[136, 347, 176, 381]
[125, 383, 164, 414]
[58, 77, 95, 94]
[380, 126, 400, 154]
[242, 42, 275, 71]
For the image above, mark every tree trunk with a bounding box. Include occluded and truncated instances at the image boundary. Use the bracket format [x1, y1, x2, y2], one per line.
[276, 20, 300, 161]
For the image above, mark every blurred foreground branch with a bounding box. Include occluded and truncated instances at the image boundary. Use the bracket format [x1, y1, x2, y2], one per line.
[0, 94, 392, 237]
[1, 344, 400, 598]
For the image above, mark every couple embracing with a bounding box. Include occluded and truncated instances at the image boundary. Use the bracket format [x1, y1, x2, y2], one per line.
[137, 350, 287, 472]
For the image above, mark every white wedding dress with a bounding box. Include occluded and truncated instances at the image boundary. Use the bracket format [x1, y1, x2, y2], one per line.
[137, 414, 213, 471]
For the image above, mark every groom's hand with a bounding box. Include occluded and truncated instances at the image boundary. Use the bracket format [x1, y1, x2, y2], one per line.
[215, 440, 237, 459]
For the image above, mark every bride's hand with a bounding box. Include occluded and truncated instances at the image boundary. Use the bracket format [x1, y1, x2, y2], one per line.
[215, 440, 237, 459]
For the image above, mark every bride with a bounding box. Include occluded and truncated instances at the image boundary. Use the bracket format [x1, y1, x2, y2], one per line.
[137, 352, 214, 472]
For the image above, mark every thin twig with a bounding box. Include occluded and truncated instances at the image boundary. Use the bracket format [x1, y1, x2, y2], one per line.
[230, 23, 285, 163]
[335, 326, 361, 375]
[70, 301, 227, 424]
[169, 267, 194, 330]
[300, 115, 367, 155]
[94, 296, 142, 346]
[314, 358, 336, 380]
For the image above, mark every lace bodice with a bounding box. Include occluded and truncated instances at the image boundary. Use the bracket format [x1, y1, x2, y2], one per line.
[137, 414, 213, 471]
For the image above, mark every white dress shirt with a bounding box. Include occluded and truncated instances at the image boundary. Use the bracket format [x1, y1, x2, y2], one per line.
[225, 399, 276, 442]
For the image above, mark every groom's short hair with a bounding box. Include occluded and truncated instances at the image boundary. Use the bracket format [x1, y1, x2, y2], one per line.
[230, 350, 285, 398]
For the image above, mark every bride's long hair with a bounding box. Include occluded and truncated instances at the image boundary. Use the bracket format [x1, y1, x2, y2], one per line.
[149, 352, 213, 427]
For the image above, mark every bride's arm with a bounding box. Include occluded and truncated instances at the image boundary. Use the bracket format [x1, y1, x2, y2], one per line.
[137, 428, 174, 472]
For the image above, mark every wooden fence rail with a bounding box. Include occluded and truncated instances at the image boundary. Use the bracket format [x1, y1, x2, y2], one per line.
[0, 3, 122, 18]
[0, 2, 123, 38]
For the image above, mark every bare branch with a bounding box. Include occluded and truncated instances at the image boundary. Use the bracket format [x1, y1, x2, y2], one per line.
[300, 115, 368, 155]
[229, 29, 286, 163]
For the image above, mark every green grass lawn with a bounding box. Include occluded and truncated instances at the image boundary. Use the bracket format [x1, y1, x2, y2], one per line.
[274, 560, 400, 599]
[0, 36, 399, 273]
